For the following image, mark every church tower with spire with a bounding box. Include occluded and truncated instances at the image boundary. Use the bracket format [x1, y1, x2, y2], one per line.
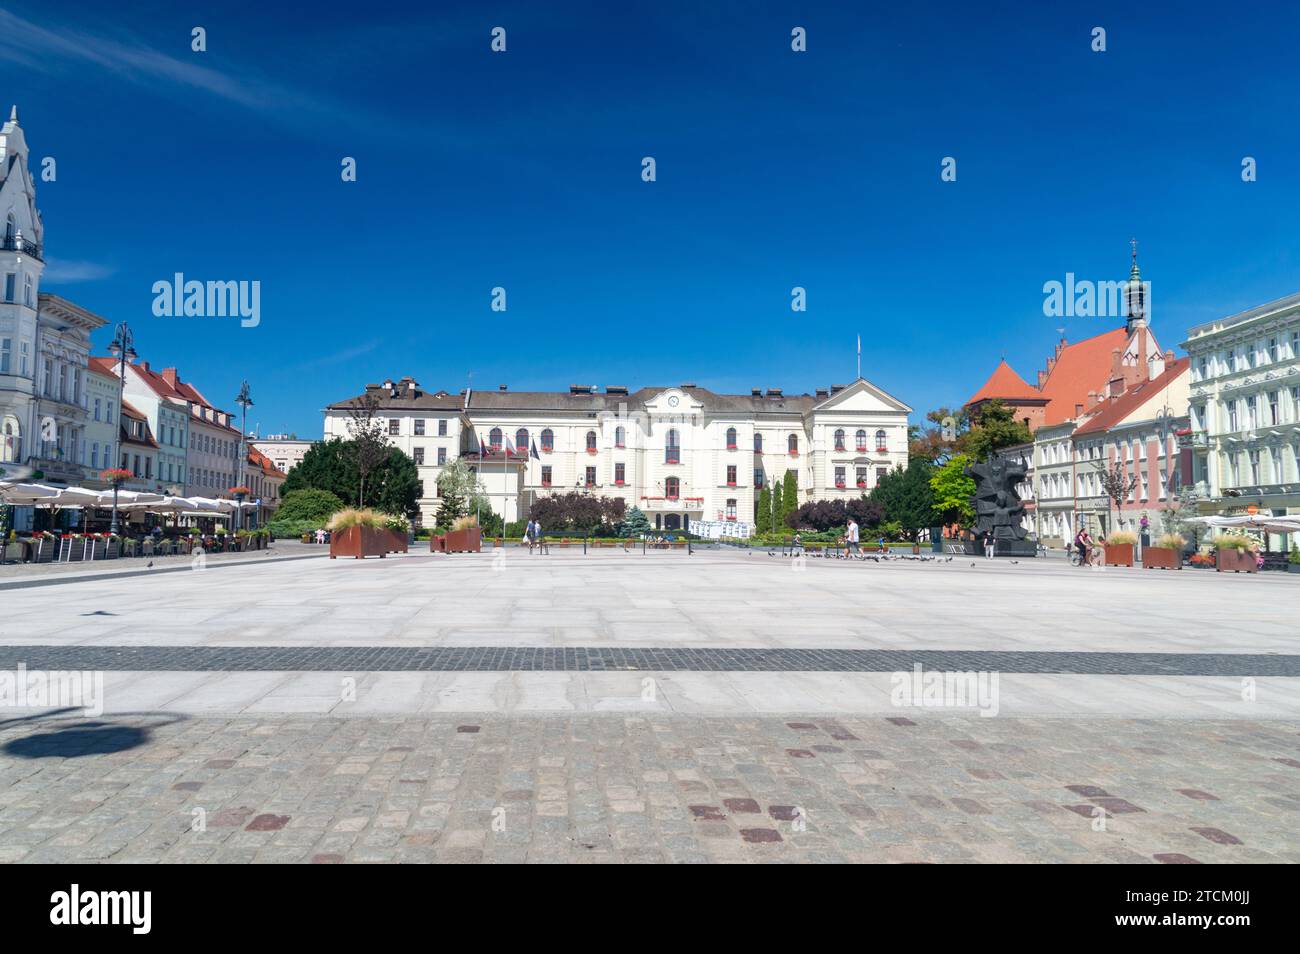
[1124, 237, 1148, 333]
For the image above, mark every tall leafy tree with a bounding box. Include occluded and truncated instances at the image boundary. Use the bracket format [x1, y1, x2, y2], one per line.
[966, 400, 1034, 461]
[910, 406, 970, 461]
[869, 459, 937, 541]
[929, 454, 977, 527]
[282, 438, 357, 503]
[771, 481, 784, 532]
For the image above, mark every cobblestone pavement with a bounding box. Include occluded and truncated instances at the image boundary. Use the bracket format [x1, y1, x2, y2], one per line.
[1, 712, 1296, 863]
[1, 645, 1297, 675]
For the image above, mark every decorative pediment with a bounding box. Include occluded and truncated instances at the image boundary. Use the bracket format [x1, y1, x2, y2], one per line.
[812, 378, 912, 414]
[643, 388, 703, 415]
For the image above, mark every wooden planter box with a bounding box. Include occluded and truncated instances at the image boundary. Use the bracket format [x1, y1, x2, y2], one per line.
[1142, 546, 1181, 570]
[430, 535, 446, 553]
[443, 528, 481, 553]
[1103, 543, 1134, 567]
[330, 525, 389, 559]
[384, 529, 408, 553]
[1216, 548, 1258, 573]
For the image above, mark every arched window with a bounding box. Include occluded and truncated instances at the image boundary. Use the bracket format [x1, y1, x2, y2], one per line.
[875, 429, 887, 452]
[855, 429, 867, 452]
[515, 428, 529, 452]
[1, 416, 21, 463]
[585, 430, 597, 453]
[788, 433, 798, 456]
[725, 427, 737, 450]
[614, 425, 625, 448]
[665, 476, 680, 499]
[540, 428, 554, 452]
[665, 429, 680, 464]
[753, 433, 763, 453]
[834, 429, 845, 451]
[488, 428, 502, 452]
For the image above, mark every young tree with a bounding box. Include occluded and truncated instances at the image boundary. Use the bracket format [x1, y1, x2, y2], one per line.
[929, 454, 977, 528]
[966, 400, 1034, 461]
[771, 481, 784, 532]
[755, 485, 772, 533]
[344, 393, 390, 507]
[781, 471, 799, 527]
[620, 506, 652, 537]
[435, 458, 482, 528]
[1093, 459, 1137, 535]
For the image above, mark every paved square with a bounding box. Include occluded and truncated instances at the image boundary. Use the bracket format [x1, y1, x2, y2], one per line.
[1, 546, 1297, 862]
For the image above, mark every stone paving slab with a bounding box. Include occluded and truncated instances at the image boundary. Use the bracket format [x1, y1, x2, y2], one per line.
[0, 712, 1295, 864]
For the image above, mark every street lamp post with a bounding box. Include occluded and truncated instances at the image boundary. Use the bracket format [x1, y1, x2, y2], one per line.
[234, 381, 253, 532]
[106, 323, 137, 535]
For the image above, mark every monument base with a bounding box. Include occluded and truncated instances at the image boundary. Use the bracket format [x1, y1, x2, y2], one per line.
[963, 538, 1038, 557]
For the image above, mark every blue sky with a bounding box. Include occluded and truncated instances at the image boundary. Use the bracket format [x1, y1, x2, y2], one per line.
[4, 1, 1299, 436]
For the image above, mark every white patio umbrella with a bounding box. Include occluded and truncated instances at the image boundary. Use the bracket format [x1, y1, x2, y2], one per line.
[45, 486, 105, 508]
[1187, 515, 1300, 535]
[111, 490, 166, 506]
[0, 481, 62, 505]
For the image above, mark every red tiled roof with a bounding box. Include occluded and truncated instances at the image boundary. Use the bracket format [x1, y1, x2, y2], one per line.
[966, 359, 1041, 405]
[248, 445, 285, 478]
[1037, 327, 1130, 425]
[119, 400, 159, 448]
[1072, 358, 1190, 436]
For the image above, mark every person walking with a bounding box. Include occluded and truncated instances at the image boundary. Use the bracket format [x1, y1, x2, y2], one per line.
[984, 531, 996, 560]
[525, 518, 535, 553]
[845, 517, 860, 559]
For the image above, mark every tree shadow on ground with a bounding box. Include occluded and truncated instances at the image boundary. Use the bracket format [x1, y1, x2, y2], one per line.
[1, 710, 186, 759]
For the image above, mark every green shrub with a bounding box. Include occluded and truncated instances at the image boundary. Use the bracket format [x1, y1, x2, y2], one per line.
[267, 518, 321, 539]
[275, 488, 346, 524]
[328, 508, 386, 531]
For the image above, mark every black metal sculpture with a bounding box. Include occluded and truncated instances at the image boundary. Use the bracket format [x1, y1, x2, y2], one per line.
[964, 455, 1036, 556]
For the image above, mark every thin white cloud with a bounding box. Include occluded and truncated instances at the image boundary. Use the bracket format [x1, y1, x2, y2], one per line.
[41, 258, 116, 283]
[0, 9, 343, 123]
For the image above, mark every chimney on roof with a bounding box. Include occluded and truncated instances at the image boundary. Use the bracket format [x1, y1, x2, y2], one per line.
[383, 379, 394, 390]
[1074, 403, 1084, 418]
[569, 384, 594, 394]
[605, 385, 628, 395]
[680, 382, 697, 389]
[830, 384, 846, 395]
[1164, 350, 1174, 365]
[498, 384, 508, 391]
[1087, 390, 1099, 410]
[751, 388, 762, 398]
[162, 368, 179, 387]
[1110, 348, 1122, 377]
[815, 388, 828, 399]
[766, 388, 783, 398]
[139, 360, 150, 372]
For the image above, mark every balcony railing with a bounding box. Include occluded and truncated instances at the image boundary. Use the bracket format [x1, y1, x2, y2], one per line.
[1, 234, 43, 260]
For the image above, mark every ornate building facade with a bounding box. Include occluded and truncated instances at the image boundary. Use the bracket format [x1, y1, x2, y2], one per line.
[1183, 292, 1300, 522]
[324, 377, 912, 530]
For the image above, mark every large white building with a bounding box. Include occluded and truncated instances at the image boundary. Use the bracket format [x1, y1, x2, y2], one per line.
[1, 106, 110, 486]
[324, 377, 912, 529]
[1183, 292, 1300, 521]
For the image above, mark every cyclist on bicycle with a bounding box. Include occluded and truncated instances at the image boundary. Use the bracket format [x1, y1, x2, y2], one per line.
[1073, 527, 1094, 566]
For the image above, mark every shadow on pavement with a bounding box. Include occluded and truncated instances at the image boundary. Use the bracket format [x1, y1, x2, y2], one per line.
[1, 710, 187, 759]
